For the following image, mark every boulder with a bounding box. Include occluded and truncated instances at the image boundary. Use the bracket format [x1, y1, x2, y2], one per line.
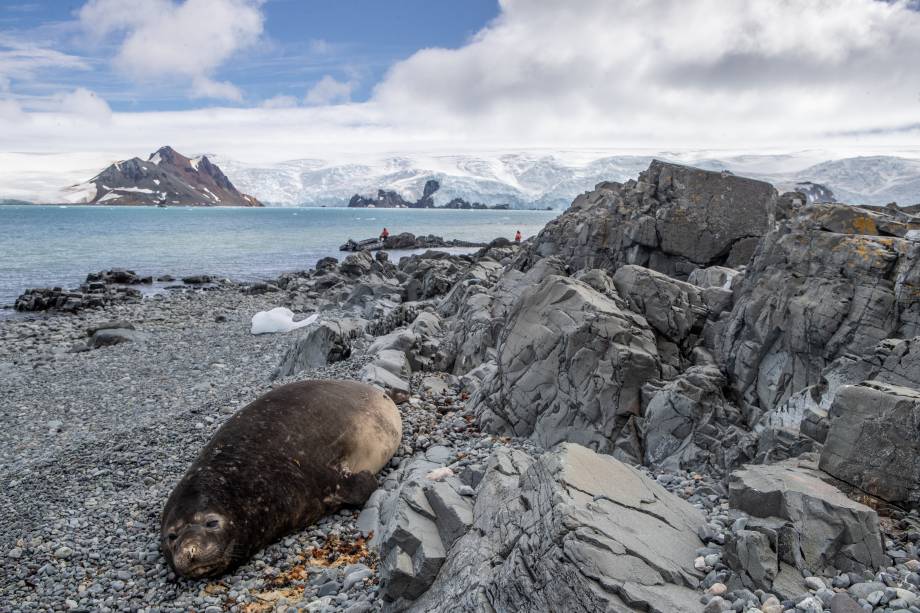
[273, 318, 365, 379]
[180, 274, 213, 284]
[470, 274, 660, 459]
[398, 252, 470, 302]
[612, 264, 708, 347]
[360, 363, 411, 402]
[340, 251, 375, 277]
[517, 160, 776, 280]
[362, 456, 473, 606]
[688, 266, 739, 290]
[315, 256, 339, 272]
[401, 443, 707, 612]
[819, 382, 920, 509]
[89, 328, 148, 349]
[728, 458, 888, 577]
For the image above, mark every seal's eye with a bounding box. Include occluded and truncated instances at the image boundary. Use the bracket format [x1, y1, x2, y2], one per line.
[167, 533, 178, 541]
[206, 520, 220, 529]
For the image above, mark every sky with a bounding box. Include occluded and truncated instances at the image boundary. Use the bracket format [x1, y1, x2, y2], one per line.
[1, 0, 920, 168]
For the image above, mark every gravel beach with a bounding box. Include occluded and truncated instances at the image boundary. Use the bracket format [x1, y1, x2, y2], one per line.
[0, 284, 432, 611]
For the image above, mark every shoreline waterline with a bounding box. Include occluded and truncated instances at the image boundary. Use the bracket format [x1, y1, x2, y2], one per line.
[0, 205, 558, 309]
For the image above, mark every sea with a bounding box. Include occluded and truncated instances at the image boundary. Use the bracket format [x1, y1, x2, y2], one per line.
[0, 205, 558, 310]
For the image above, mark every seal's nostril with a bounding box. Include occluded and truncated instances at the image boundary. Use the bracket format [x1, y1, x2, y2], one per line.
[184, 545, 199, 561]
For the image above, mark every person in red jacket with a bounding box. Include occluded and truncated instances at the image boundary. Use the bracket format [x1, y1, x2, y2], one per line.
[514, 230, 522, 243]
[380, 227, 390, 240]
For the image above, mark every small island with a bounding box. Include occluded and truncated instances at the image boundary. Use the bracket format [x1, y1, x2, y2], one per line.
[347, 179, 512, 210]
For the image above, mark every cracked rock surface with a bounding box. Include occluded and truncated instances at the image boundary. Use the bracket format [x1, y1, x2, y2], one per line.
[399, 443, 707, 613]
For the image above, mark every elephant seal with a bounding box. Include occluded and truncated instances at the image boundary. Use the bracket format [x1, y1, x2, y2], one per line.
[160, 379, 401, 578]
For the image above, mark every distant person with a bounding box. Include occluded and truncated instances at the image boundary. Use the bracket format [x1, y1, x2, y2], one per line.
[514, 230, 522, 243]
[380, 227, 390, 241]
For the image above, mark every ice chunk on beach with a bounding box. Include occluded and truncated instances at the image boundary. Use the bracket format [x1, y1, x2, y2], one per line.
[250, 308, 318, 335]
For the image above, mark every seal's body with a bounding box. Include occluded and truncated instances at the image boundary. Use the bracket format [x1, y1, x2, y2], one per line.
[160, 380, 401, 578]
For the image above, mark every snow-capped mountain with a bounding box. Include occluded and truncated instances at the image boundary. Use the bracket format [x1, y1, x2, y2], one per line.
[210, 153, 659, 209]
[2, 149, 918, 208]
[61, 146, 262, 206]
[777, 156, 920, 205]
[209, 152, 920, 209]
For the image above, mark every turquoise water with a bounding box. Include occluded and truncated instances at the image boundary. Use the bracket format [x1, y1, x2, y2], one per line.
[0, 206, 558, 308]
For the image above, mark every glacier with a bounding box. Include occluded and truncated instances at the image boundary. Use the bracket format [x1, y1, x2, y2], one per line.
[210, 151, 920, 209]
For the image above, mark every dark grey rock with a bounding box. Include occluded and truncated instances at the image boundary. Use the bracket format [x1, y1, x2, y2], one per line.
[819, 382, 920, 509]
[641, 365, 754, 475]
[469, 274, 660, 459]
[729, 458, 889, 575]
[90, 328, 147, 349]
[516, 160, 776, 280]
[402, 443, 707, 612]
[715, 204, 920, 417]
[274, 318, 365, 379]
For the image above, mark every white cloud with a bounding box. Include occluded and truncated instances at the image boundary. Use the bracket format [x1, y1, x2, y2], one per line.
[304, 75, 356, 106]
[2, 0, 920, 182]
[261, 94, 298, 109]
[0, 97, 24, 120]
[0, 37, 90, 87]
[373, 0, 920, 148]
[78, 0, 263, 101]
[190, 77, 243, 101]
[53, 87, 112, 122]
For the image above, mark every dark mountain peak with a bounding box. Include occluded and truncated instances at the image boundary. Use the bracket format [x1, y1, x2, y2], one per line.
[74, 146, 262, 207]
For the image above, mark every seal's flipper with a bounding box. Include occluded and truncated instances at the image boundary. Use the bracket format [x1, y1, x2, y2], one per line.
[339, 470, 379, 506]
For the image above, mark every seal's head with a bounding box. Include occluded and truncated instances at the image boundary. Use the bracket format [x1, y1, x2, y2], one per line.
[161, 492, 238, 579]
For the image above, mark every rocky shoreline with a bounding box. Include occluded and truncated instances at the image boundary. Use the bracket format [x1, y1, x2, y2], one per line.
[2, 160, 919, 613]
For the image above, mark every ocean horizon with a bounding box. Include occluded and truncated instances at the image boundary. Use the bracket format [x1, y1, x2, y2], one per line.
[0, 205, 558, 310]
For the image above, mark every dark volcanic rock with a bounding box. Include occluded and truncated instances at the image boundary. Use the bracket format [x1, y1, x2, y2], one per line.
[339, 233, 487, 252]
[517, 160, 777, 279]
[348, 189, 413, 208]
[68, 146, 262, 207]
[819, 382, 920, 509]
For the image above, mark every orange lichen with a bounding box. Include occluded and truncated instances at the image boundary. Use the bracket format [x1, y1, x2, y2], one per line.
[850, 215, 878, 236]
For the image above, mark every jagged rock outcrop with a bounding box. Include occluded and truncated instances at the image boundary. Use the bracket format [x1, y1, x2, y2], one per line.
[516, 160, 777, 279]
[398, 251, 472, 302]
[382, 443, 707, 612]
[349, 189, 414, 209]
[14, 268, 149, 312]
[819, 382, 920, 509]
[728, 458, 888, 587]
[754, 335, 920, 463]
[713, 203, 920, 419]
[64, 146, 262, 206]
[413, 179, 441, 208]
[339, 234, 487, 253]
[438, 256, 565, 376]
[469, 274, 660, 459]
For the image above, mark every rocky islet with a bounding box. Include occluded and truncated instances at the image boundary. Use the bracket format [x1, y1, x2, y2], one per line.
[2, 160, 919, 612]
